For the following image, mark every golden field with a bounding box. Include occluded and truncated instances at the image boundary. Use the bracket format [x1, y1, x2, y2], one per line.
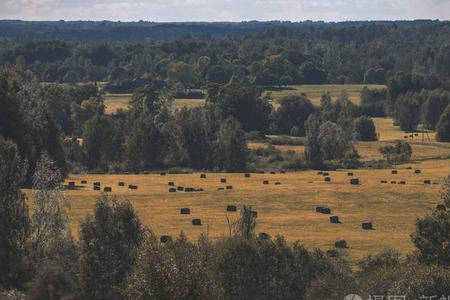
[23, 159, 449, 262]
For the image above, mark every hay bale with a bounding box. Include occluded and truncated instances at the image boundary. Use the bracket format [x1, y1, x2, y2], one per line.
[335, 240, 348, 248]
[226, 185, 233, 190]
[200, 174, 206, 179]
[317, 171, 323, 175]
[362, 221, 373, 230]
[391, 181, 397, 184]
[415, 133, 419, 136]
[380, 180, 387, 184]
[433, 182, 440, 185]
[270, 171, 276, 175]
[415, 169, 422, 174]
[280, 171, 286, 174]
[436, 204, 446, 211]
[217, 187, 225, 190]
[169, 188, 176, 193]
[81, 180, 87, 184]
[399, 180, 406, 185]
[424, 180, 431, 185]
[404, 135, 409, 139]
[227, 205, 237, 212]
[392, 170, 398, 174]
[118, 182, 125, 186]
[330, 216, 340, 223]
[177, 186, 184, 191]
[258, 232, 271, 240]
[192, 219, 202, 226]
[185, 187, 194, 192]
[275, 182, 281, 185]
[128, 185, 138, 190]
[194, 188, 204, 192]
[347, 172, 354, 176]
[143, 171, 149, 175]
[93, 186, 101, 191]
[409, 134, 413, 138]
[180, 208, 190, 214]
[316, 207, 331, 214]
[324, 177, 331, 182]
[350, 178, 360, 185]
[160, 172, 166, 176]
[322, 172, 330, 176]
[104, 187, 112, 192]
[406, 166, 412, 170]
[263, 180, 269, 185]
[244, 173, 251, 178]
[93, 182, 101, 187]
[168, 182, 175, 186]
[160, 235, 172, 243]
[68, 181, 75, 187]
[220, 178, 227, 183]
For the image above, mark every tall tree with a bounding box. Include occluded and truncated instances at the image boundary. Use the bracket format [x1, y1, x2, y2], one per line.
[305, 114, 324, 168]
[214, 118, 248, 172]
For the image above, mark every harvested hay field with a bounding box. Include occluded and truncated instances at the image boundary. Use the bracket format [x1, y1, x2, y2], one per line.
[25, 159, 450, 261]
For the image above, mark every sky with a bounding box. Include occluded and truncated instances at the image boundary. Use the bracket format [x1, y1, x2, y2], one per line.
[1, 0, 450, 22]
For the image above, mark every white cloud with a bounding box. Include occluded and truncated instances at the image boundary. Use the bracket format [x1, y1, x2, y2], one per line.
[0, 0, 449, 21]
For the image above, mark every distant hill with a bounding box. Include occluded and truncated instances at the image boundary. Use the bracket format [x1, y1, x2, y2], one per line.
[0, 19, 441, 41]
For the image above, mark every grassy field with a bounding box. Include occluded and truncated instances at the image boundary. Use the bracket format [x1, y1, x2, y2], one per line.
[37, 158, 449, 262]
[103, 93, 205, 114]
[266, 84, 386, 107]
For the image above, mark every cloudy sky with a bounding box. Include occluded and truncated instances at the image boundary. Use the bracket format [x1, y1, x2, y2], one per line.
[1, 0, 450, 22]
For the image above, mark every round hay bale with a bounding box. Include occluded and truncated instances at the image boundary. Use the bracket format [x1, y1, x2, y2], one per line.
[322, 172, 330, 176]
[168, 182, 175, 186]
[93, 186, 101, 191]
[350, 178, 359, 185]
[347, 172, 354, 176]
[244, 173, 251, 178]
[335, 240, 348, 248]
[68, 181, 75, 187]
[169, 188, 176, 193]
[380, 180, 387, 184]
[200, 174, 206, 179]
[177, 186, 184, 191]
[392, 170, 398, 175]
[324, 177, 331, 182]
[436, 204, 446, 211]
[270, 171, 276, 175]
[275, 182, 281, 185]
[317, 171, 323, 175]
[180, 208, 190, 214]
[258, 232, 271, 240]
[118, 182, 125, 186]
[184, 187, 194, 192]
[192, 219, 202, 226]
[81, 180, 87, 184]
[226, 185, 233, 190]
[263, 180, 269, 185]
[143, 171, 149, 175]
[160, 235, 172, 243]
[415, 169, 422, 174]
[391, 181, 397, 184]
[404, 135, 409, 139]
[128, 185, 138, 190]
[226, 205, 237, 212]
[316, 207, 331, 214]
[220, 178, 227, 183]
[160, 172, 166, 176]
[362, 221, 373, 230]
[217, 187, 225, 190]
[330, 216, 340, 223]
[280, 170, 286, 174]
[415, 133, 419, 136]
[398, 180, 406, 185]
[103, 187, 112, 192]
[93, 182, 101, 187]
[424, 180, 431, 185]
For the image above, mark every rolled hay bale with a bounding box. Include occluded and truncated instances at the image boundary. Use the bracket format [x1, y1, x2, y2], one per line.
[324, 177, 331, 182]
[380, 180, 387, 184]
[409, 134, 413, 138]
[128, 185, 138, 190]
[93, 186, 101, 191]
[316, 207, 331, 214]
[392, 169, 398, 175]
[270, 171, 276, 175]
[68, 181, 75, 187]
[192, 219, 202, 226]
[226, 205, 237, 212]
[330, 216, 340, 223]
[415, 169, 422, 174]
[362, 221, 373, 230]
[103, 187, 112, 192]
[169, 188, 176, 193]
[226, 185, 233, 190]
[160, 172, 166, 176]
[280, 170, 286, 174]
[143, 171, 149, 175]
[220, 178, 227, 183]
[194, 188, 204, 192]
[399, 180, 406, 185]
[406, 166, 412, 170]
[335, 240, 348, 248]
[258, 232, 271, 240]
[350, 178, 360, 185]
[424, 180, 431, 185]
[404, 135, 409, 139]
[200, 174, 206, 179]
[275, 182, 281, 185]
[81, 180, 87, 184]
[415, 133, 419, 136]
[391, 181, 397, 184]
[263, 180, 269, 185]
[347, 172, 354, 176]
[118, 182, 125, 186]
[322, 172, 330, 176]
[93, 182, 101, 187]
[251, 211, 258, 218]
[244, 173, 251, 178]
[317, 171, 323, 175]
[433, 182, 440, 185]
[184, 187, 194, 192]
[327, 249, 339, 257]
[160, 235, 172, 243]
[217, 187, 225, 191]
[168, 182, 175, 186]
[177, 186, 184, 191]
[180, 208, 190, 214]
[436, 204, 446, 211]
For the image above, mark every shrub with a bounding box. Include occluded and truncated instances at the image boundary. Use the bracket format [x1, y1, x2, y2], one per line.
[354, 116, 378, 141]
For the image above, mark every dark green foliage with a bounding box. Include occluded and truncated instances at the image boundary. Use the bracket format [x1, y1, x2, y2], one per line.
[436, 105, 450, 142]
[396, 94, 421, 132]
[421, 90, 450, 130]
[354, 116, 378, 141]
[0, 138, 30, 289]
[379, 141, 412, 163]
[214, 118, 248, 172]
[270, 95, 314, 136]
[360, 87, 386, 117]
[304, 114, 323, 168]
[79, 195, 144, 300]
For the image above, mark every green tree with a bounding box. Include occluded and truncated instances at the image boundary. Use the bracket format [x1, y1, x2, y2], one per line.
[270, 95, 314, 136]
[167, 61, 197, 89]
[421, 91, 449, 130]
[354, 116, 378, 141]
[396, 94, 421, 132]
[305, 114, 323, 168]
[436, 105, 450, 142]
[214, 118, 248, 172]
[0, 138, 29, 289]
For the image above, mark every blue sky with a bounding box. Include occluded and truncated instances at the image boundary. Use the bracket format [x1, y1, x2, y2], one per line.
[1, 0, 450, 21]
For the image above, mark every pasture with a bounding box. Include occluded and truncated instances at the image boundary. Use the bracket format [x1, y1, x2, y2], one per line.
[35, 159, 449, 262]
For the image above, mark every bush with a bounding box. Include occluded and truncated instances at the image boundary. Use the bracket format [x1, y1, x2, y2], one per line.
[436, 105, 450, 142]
[354, 116, 378, 141]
